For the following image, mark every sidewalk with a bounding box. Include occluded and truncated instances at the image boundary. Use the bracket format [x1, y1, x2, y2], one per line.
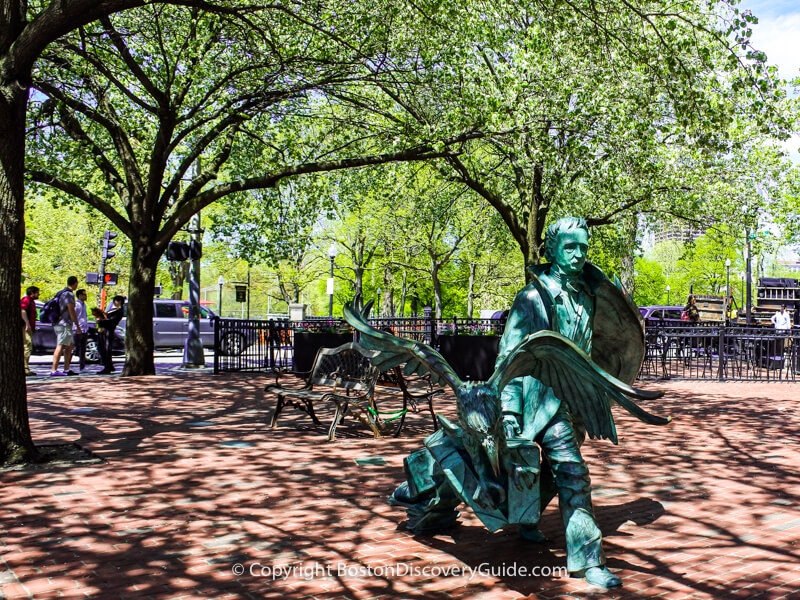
[26, 351, 213, 379]
[1, 375, 799, 599]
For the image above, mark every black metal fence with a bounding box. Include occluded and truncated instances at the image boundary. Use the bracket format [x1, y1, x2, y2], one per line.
[213, 316, 800, 382]
[638, 324, 800, 382]
[213, 315, 505, 373]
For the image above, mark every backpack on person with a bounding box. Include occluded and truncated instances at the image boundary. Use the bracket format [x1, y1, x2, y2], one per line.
[39, 288, 67, 325]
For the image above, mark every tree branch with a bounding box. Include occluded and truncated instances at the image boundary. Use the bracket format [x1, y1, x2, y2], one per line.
[157, 145, 459, 246]
[27, 170, 133, 237]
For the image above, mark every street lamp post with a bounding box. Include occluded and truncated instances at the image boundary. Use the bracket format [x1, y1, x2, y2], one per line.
[666, 284, 670, 305]
[725, 258, 731, 323]
[742, 204, 756, 325]
[327, 245, 338, 317]
[218, 275, 225, 318]
[740, 272, 745, 315]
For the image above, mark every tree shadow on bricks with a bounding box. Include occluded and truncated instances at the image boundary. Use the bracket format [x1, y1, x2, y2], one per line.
[7, 376, 800, 600]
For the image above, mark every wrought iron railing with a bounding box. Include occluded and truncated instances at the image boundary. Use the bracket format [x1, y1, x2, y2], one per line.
[213, 315, 506, 373]
[638, 324, 800, 381]
[213, 316, 799, 381]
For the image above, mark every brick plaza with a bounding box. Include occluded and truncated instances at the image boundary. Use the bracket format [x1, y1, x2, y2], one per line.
[1, 374, 799, 599]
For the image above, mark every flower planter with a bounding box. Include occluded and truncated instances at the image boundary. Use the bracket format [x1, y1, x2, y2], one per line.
[437, 335, 500, 381]
[292, 332, 353, 373]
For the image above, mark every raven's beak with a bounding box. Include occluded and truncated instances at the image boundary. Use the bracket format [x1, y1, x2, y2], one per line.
[483, 438, 501, 478]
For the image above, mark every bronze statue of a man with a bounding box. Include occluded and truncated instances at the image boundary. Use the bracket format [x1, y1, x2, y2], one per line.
[496, 216, 633, 587]
[344, 216, 666, 590]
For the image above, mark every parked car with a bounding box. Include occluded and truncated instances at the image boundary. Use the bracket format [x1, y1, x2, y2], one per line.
[33, 298, 242, 360]
[639, 305, 685, 326]
[112, 299, 243, 355]
[31, 301, 125, 363]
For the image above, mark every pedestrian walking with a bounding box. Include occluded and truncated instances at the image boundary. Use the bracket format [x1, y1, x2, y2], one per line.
[21, 286, 40, 376]
[51, 276, 82, 376]
[73, 289, 90, 371]
[682, 295, 700, 324]
[97, 295, 125, 374]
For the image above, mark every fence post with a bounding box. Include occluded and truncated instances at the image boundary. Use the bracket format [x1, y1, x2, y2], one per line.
[267, 318, 275, 371]
[424, 306, 435, 347]
[213, 316, 219, 374]
[717, 326, 725, 381]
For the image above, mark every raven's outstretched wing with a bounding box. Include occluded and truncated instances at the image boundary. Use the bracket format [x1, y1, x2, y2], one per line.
[343, 297, 463, 392]
[487, 331, 669, 443]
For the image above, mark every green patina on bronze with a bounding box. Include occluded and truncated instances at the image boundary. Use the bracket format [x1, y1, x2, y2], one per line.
[343, 216, 671, 589]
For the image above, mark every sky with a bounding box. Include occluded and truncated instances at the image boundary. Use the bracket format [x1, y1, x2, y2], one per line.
[741, 0, 800, 162]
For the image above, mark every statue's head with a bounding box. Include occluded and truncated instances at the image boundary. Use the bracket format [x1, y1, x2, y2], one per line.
[544, 216, 590, 276]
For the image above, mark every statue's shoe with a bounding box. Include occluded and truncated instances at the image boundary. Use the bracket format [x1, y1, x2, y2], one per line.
[519, 524, 548, 543]
[584, 566, 622, 588]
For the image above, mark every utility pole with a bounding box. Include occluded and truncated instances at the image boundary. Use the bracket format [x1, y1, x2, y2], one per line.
[182, 211, 205, 368]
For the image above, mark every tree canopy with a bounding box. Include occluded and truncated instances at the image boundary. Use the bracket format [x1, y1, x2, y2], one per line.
[4, 0, 798, 466]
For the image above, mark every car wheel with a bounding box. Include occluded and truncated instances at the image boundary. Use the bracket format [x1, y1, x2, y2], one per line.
[85, 337, 101, 364]
[219, 332, 246, 356]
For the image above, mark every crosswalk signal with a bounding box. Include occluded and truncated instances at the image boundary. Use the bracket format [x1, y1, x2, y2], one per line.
[104, 273, 118, 286]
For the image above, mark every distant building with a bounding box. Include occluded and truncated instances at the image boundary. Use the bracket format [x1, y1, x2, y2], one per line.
[776, 260, 800, 273]
[653, 221, 706, 244]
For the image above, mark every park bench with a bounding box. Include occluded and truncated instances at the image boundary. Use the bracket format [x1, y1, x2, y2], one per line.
[266, 342, 383, 441]
[373, 367, 444, 435]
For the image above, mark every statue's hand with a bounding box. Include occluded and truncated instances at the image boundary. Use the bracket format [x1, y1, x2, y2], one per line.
[503, 413, 521, 438]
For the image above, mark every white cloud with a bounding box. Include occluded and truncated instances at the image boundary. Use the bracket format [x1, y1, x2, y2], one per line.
[748, 12, 800, 80]
[745, 11, 800, 163]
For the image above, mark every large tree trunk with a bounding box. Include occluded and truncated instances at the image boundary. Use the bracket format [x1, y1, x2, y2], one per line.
[431, 265, 443, 319]
[398, 271, 408, 316]
[523, 223, 545, 284]
[523, 171, 547, 283]
[619, 213, 637, 296]
[353, 266, 363, 302]
[0, 82, 36, 464]
[467, 262, 476, 318]
[122, 243, 160, 376]
[381, 245, 394, 316]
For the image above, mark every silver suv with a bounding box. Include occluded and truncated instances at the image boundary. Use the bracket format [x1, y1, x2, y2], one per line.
[117, 298, 245, 355]
[34, 298, 243, 358]
[115, 299, 218, 349]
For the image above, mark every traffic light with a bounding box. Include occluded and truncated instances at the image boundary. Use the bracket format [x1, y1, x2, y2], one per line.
[167, 240, 201, 261]
[103, 273, 118, 286]
[167, 241, 190, 261]
[102, 230, 117, 262]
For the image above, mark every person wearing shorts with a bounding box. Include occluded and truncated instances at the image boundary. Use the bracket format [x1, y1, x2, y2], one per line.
[51, 276, 82, 376]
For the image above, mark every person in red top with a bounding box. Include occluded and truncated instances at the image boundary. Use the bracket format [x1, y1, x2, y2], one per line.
[21, 286, 40, 376]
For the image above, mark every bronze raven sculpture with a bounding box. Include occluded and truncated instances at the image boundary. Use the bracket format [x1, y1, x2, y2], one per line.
[343, 297, 669, 479]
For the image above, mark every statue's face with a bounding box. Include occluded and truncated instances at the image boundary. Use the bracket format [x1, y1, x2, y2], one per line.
[553, 229, 589, 275]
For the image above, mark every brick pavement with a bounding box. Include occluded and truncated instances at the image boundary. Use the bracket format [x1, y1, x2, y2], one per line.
[1, 375, 799, 600]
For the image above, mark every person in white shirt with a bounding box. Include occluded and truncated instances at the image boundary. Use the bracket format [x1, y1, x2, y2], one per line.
[771, 305, 792, 331]
[73, 289, 90, 371]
